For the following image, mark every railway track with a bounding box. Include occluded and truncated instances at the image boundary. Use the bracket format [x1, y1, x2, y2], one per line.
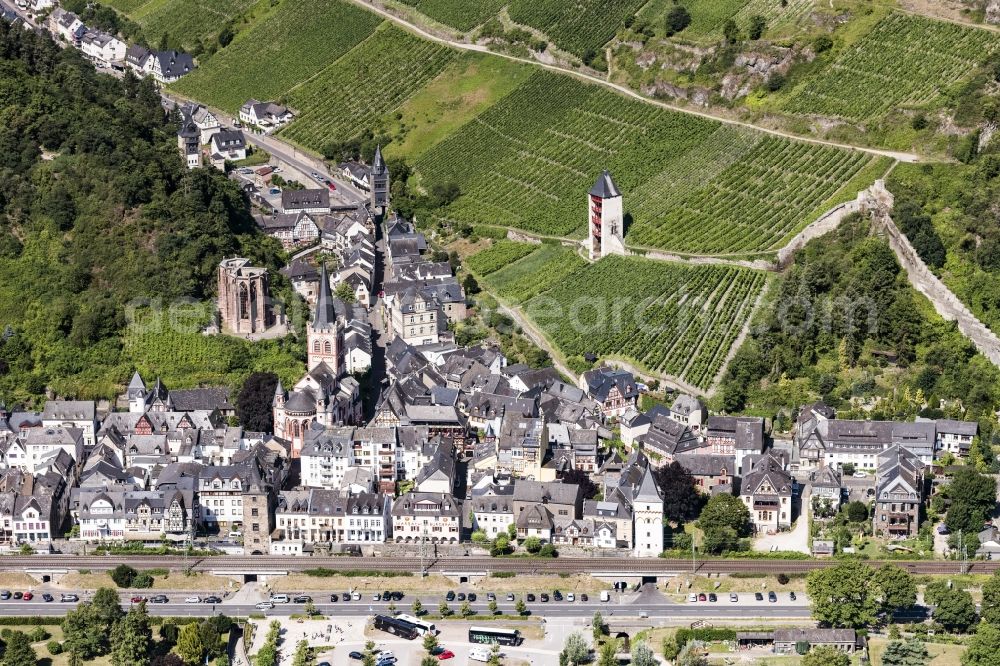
[1, 555, 991, 575]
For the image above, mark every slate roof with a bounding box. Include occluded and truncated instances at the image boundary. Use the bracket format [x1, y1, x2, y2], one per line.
[282, 188, 330, 211]
[168, 388, 233, 413]
[589, 170, 621, 199]
[313, 263, 336, 330]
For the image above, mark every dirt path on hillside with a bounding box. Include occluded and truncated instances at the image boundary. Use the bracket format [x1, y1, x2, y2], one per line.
[346, 0, 922, 163]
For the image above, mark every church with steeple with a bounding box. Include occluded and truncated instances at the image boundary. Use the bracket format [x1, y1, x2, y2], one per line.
[272, 263, 361, 457]
[371, 144, 390, 213]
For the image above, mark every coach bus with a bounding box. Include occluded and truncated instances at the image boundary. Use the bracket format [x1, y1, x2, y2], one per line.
[394, 614, 437, 636]
[373, 614, 419, 640]
[468, 626, 521, 646]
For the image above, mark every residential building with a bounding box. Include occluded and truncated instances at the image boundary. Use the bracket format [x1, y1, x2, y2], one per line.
[272, 489, 390, 554]
[41, 400, 96, 447]
[740, 452, 793, 533]
[239, 100, 293, 132]
[209, 130, 247, 169]
[390, 492, 461, 544]
[581, 366, 637, 418]
[281, 189, 330, 215]
[79, 30, 126, 66]
[675, 454, 734, 494]
[872, 445, 923, 540]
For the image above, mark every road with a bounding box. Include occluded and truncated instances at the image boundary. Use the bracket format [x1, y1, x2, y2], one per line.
[2, 554, 987, 575]
[345, 0, 921, 164]
[159, 92, 367, 205]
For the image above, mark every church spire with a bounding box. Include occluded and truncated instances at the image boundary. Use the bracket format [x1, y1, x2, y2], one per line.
[373, 144, 385, 174]
[312, 262, 336, 331]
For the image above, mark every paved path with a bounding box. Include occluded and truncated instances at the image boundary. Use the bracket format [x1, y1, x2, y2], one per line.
[346, 0, 922, 163]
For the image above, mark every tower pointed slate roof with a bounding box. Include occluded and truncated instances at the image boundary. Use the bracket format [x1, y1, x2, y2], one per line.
[372, 144, 386, 175]
[127, 371, 146, 398]
[272, 378, 284, 407]
[312, 263, 336, 331]
[589, 170, 621, 199]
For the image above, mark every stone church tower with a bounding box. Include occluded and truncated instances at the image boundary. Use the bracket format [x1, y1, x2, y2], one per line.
[371, 144, 390, 212]
[588, 170, 626, 261]
[218, 258, 274, 335]
[308, 263, 340, 373]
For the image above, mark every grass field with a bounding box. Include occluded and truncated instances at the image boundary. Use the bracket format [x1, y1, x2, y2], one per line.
[785, 12, 1000, 120]
[472, 246, 769, 389]
[868, 638, 965, 666]
[170, 0, 382, 112]
[416, 70, 876, 253]
[281, 25, 454, 149]
[385, 54, 534, 160]
[108, 0, 261, 49]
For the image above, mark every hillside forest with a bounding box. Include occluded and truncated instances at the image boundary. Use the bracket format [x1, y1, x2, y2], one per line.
[0, 22, 303, 405]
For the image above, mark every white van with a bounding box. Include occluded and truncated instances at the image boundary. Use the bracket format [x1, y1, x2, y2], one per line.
[600, 590, 610, 602]
[469, 647, 492, 662]
[269, 594, 290, 604]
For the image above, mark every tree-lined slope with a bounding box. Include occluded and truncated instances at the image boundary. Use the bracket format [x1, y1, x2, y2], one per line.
[170, 0, 382, 112]
[786, 13, 1000, 121]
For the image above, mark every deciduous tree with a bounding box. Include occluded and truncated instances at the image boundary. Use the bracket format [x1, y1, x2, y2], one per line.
[874, 564, 917, 610]
[562, 632, 589, 666]
[654, 462, 703, 523]
[111, 601, 152, 666]
[631, 640, 656, 666]
[806, 561, 879, 628]
[802, 646, 849, 666]
[933, 588, 977, 633]
[963, 620, 1000, 665]
[236, 372, 279, 432]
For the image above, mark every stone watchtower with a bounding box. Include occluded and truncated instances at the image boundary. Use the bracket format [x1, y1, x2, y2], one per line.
[588, 170, 626, 261]
[371, 144, 390, 212]
[217, 257, 274, 335]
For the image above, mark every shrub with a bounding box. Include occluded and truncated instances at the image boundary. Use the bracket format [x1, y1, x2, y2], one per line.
[777, 573, 790, 585]
[29, 627, 49, 642]
[132, 573, 155, 589]
[47, 640, 63, 655]
[110, 564, 139, 587]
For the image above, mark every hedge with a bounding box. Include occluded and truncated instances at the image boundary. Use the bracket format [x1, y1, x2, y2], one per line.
[675, 628, 737, 647]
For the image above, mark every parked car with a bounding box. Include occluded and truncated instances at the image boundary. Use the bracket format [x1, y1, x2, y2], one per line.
[789, 592, 797, 601]
[294, 595, 312, 603]
[255, 601, 274, 610]
[553, 591, 562, 602]
[150, 595, 169, 604]
[343, 591, 352, 600]
[467, 593, 477, 602]
[581, 594, 588, 602]
[540, 593, 549, 602]
[437, 651, 455, 660]
[325, 180, 336, 191]
[372, 593, 382, 601]
[768, 592, 777, 603]
[349, 652, 363, 660]
[486, 592, 496, 602]
[431, 647, 445, 656]
[352, 592, 361, 601]
[754, 592, 764, 601]
[456, 593, 466, 601]
[526, 594, 535, 602]
[130, 596, 146, 603]
[41, 594, 53, 603]
[853, 471, 867, 478]
[708, 593, 717, 602]
[688, 593, 697, 602]
[391, 592, 404, 601]
[445, 591, 455, 602]
[185, 596, 201, 604]
[0, 591, 11, 600]
[330, 594, 339, 602]
[21, 592, 32, 601]
[937, 524, 951, 535]
[698, 593, 707, 601]
[730, 593, 738, 602]
[13, 592, 22, 600]
[506, 593, 515, 602]
[60, 594, 79, 603]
